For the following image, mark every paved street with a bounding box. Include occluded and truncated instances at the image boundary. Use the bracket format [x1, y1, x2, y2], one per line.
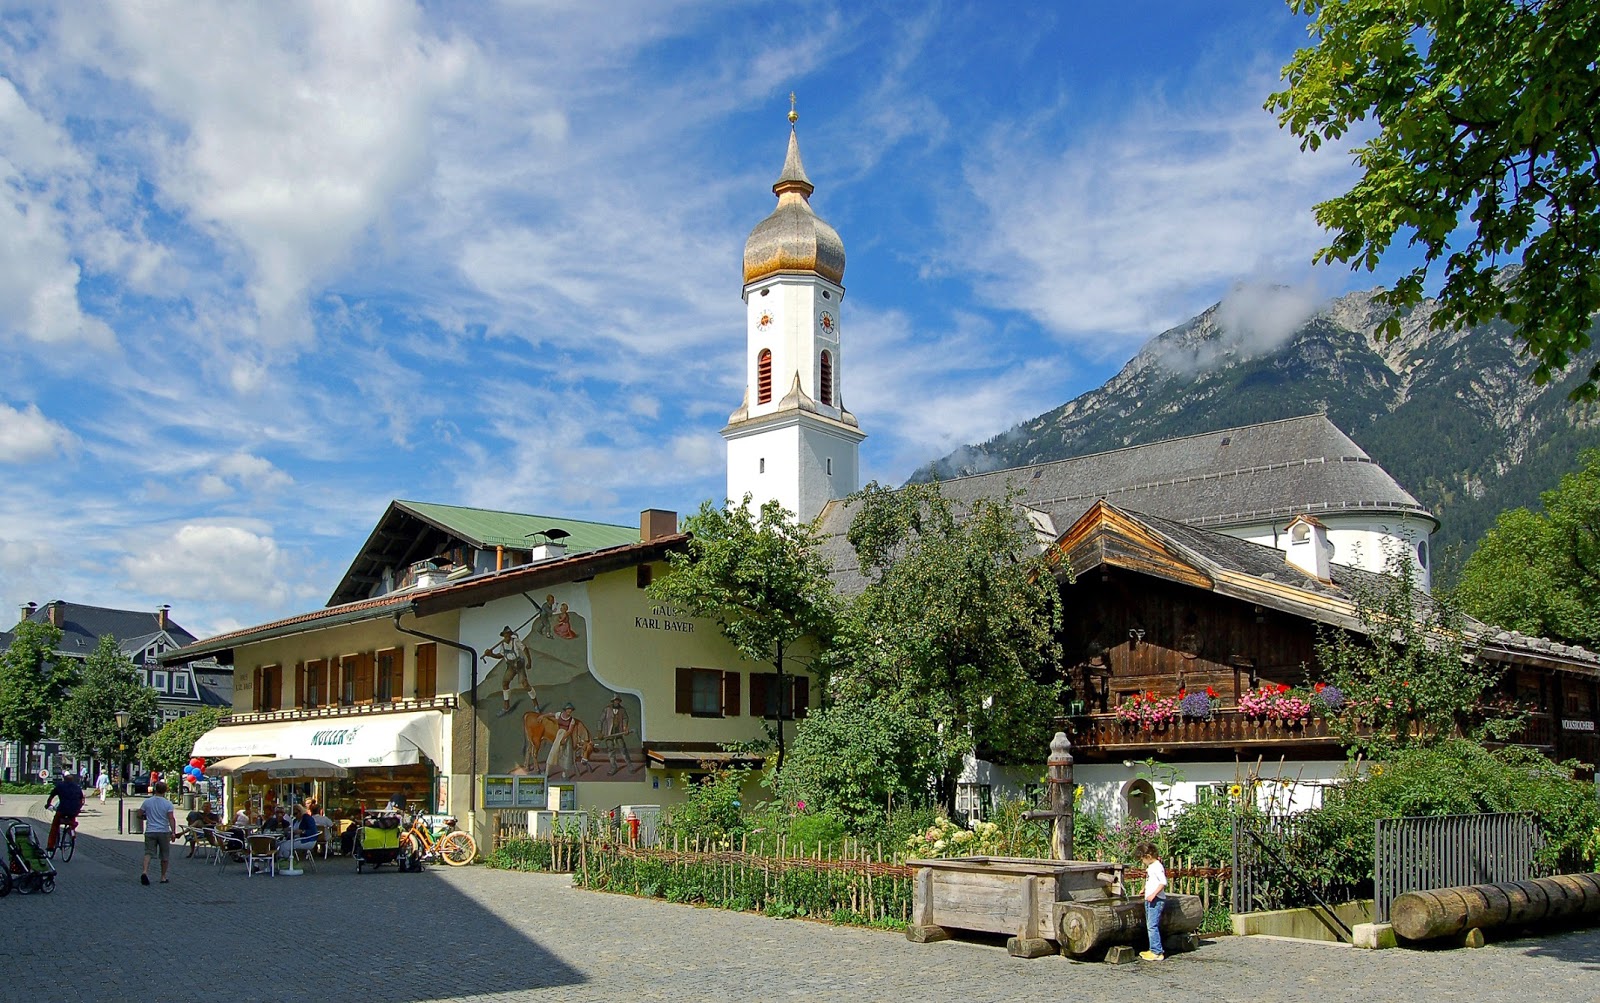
[1, 794, 1597, 1002]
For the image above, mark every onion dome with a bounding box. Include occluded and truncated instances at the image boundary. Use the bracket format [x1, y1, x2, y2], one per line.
[743, 108, 845, 285]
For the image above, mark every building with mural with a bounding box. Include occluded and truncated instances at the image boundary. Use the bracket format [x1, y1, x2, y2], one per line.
[167, 507, 814, 847]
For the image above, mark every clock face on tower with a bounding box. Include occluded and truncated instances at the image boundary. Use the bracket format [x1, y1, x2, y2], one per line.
[819, 311, 835, 335]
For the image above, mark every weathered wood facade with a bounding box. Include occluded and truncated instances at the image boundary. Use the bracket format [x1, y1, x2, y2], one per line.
[1048, 502, 1600, 773]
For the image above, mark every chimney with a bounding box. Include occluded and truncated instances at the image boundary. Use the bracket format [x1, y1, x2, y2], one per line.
[640, 509, 678, 542]
[157, 604, 170, 630]
[46, 600, 64, 628]
[1283, 514, 1332, 581]
[18, 602, 36, 626]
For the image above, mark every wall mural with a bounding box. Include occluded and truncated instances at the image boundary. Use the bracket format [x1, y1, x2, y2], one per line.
[479, 592, 644, 782]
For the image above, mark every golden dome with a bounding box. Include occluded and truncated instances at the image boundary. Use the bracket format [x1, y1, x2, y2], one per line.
[743, 123, 845, 286]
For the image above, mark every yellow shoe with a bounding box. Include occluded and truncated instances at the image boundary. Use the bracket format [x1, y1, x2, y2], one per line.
[1138, 950, 1165, 961]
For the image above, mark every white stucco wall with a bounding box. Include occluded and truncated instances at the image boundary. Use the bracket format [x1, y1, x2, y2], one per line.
[1232, 513, 1435, 591]
[962, 756, 1351, 821]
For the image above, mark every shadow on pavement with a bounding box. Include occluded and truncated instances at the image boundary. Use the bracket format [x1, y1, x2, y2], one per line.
[0, 822, 586, 1000]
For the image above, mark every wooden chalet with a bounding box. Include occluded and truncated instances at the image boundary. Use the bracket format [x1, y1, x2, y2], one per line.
[1047, 501, 1600, 773]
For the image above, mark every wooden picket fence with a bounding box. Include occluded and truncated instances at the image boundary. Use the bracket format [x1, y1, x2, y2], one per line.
[488, 830, 1232, 932]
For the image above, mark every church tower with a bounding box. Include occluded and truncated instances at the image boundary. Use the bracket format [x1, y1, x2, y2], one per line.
[723, 101, 864, 522]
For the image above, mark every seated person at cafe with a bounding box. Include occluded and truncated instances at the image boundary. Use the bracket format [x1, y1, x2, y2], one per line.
[262, 806, 290, 833]
[186, 798, 221, 829]
[278, 805, 320, 860]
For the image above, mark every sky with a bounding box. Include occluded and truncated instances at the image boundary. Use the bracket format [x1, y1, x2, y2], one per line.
[0, 1, 1415, 639]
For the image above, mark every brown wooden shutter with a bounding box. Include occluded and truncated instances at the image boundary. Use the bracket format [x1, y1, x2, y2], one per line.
[722, 671, 740, 717]
[676, 668, 693, 714]
[252, 667, 262, 711]
[415, 643, 436, 698]
[792, 675, 809, 719]
[295, 662, 305, 708]
[355, 652, 374, 703]
[749, 673, 769, 719]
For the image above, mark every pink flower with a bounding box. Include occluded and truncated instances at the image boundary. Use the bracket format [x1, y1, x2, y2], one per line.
[795, 800, 806, 812]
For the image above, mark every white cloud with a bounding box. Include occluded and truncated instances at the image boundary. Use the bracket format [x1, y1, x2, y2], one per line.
[196, 452, 294, 498]
[119, 522, 292, 606]
[961, 85, 1355, 352]
[0, 401, 77, 462]
[70, 0, 470, 345]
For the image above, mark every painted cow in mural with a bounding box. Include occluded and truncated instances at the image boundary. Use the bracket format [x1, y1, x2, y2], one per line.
[521, 711, 595, 777]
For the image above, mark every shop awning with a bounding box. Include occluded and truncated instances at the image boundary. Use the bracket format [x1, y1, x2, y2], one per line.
[191, 711, 444, 769]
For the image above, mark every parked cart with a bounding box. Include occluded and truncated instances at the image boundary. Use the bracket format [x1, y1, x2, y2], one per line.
[354, 812, 404, 873]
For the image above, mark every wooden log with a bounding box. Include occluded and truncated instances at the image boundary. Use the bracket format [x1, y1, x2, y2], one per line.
[1391, 873, 1600, 941]
[906, 924, 951, 944]
[1056, 894, 1204, 958]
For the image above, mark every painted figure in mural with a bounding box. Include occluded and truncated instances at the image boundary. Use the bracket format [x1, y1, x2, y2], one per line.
[597, 694, 631, 774]
[544, 703, 594, 779]
[528, 593, 557, 638]
[484, 625, 535, 717]
[553, 602, 577, 640]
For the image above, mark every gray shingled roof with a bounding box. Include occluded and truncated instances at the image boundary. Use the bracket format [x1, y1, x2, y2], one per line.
[0, 601, 196, 658]
[910, 413, 1432, 533]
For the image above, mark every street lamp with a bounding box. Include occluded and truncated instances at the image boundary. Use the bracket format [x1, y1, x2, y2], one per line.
[114, 709, 130, 833]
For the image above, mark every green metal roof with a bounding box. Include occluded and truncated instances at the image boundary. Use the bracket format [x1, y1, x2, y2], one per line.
[395, 500, 639, 552]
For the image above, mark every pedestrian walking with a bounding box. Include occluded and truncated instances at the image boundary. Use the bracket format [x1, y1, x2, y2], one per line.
[96, 768, 111, 804]
[138, 780, 177, 885]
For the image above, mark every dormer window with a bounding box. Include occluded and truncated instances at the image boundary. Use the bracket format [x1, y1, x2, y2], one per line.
[757, 349, 773, 405]
[819, 350, 834, 406]
[1290, 523, 1310, 544]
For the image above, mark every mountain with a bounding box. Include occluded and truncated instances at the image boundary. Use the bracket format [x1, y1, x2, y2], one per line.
[912, 286, 1600, 583]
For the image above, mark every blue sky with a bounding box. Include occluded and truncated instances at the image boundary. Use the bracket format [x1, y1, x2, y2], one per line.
[0, 2, 1407, 638]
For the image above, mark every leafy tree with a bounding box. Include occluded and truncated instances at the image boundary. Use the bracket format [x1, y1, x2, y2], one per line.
[1269, 1, 1600, 397]
[647, 496, 839, 773]
[833, 482, 1066, 809]
[1316, 547, 1510, 757]
[51, 635, 157, 772]
[773, 699, 940, 833]
[139, 706, 223, 776]
[1456, 448, 1600, 647]
[0, 619, 74, 773]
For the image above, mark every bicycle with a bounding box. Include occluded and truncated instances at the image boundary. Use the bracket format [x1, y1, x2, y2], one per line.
[47, 815, 77, 862]
[397, 814, 476, 867]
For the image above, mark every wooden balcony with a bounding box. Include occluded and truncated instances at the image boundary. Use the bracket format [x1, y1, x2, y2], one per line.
[230, 694, 458, 725]
[1064, 709, 1348, 757]
[1065, 707, 1568, 760]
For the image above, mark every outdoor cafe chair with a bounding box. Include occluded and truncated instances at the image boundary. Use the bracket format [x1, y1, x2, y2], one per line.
[245, 834, 277, 877]
[211, 829, 247, 869]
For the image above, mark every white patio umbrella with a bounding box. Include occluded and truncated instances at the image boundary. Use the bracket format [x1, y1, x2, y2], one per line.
[203, 755, 271, 778]
[235, 758, 348, 875]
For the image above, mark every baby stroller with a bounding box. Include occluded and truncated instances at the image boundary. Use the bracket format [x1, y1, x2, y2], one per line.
[354, 812, 403, 873]
[4, 819, 57, 894]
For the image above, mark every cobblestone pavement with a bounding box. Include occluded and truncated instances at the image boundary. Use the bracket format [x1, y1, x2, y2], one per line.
[2, 795, 1597, 1002]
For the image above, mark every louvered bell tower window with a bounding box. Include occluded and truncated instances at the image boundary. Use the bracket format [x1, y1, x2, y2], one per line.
[819, 350, 833, 405]
[757, 349, 773, 404]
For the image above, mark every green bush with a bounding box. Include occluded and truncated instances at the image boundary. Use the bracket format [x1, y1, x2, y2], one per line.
[0, 783, 51, 795]
[1295, 739, 1600, 894]
[659, 769, 753, 846]
[772, 699, 939, 833]
[788, 810, 847, 852]
[1164, 797, 1254, 865]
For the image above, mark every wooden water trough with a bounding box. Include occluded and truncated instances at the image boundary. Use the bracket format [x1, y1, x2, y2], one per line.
[905, 855, 1204, 959]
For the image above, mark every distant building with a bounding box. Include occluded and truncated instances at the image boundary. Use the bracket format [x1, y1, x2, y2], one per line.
[0, 600, 231, 779]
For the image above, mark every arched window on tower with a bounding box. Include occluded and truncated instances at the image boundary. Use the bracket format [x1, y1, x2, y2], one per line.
[757, 349, 773, 404]
[819, 350, 834, 406]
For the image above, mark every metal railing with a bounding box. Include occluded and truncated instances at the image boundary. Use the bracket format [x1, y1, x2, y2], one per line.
[1373, 812, 1543, 923]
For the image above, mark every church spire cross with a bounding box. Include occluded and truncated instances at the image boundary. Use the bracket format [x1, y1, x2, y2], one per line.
[789, 92, 798, 125]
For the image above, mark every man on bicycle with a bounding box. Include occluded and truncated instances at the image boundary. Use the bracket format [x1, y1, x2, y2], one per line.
[44, 768, 84, 853]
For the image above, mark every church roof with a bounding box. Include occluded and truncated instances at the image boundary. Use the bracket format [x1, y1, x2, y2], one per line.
[743, 119, 845, 286]
[816, 414, 1432, 593]
[919, 413, 1428, 533]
